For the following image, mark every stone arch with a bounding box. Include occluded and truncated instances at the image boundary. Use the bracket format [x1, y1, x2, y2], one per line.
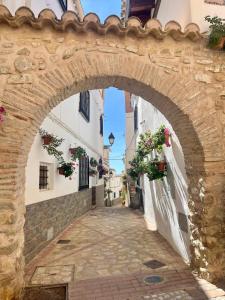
[0, 5, 224, 300]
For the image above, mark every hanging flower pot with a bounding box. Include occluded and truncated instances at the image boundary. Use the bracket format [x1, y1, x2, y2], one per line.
[58, 162, 75, 178]
[90, 157, 98, 167]
[69, 146, 86, 160]
[156, 161, 167, 172]
[42, 135, 54, 145]
[89, 168, 98, 177]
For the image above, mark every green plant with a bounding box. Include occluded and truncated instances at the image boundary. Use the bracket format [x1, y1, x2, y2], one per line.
[152, 125, 166, 153]
[128, 125, 171, 181]
[58, 161, 75, 178]
[205, 16, 225, 49]
[39, 129, 64, 161]
[137, 130, 153, 158]
[145, 159, 167, 181]
[90, 157, 98, 167]
[70, 146, 86, 160]
[89, 168, 98, 176]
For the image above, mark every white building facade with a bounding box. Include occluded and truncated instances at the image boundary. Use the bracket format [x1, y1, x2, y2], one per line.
[123, 0, 225, 263]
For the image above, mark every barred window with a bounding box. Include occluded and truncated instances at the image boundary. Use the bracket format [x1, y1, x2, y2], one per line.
[39, 164, 48, 190]
[79, 91, 90, 122]
[134, 105, 138, 131]
[100, 114, 103, 136]
[58, 0, 68, 11]
[79, 156, 89, 190]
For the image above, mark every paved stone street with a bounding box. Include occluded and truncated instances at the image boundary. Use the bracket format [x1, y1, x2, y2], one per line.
[25, 207, 225, 300]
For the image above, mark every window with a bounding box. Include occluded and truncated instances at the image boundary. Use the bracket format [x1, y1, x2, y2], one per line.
[100, 114, 103, 136]
[79, 91, 90, 122]
[39, 164, 48, 190]
[79, 156, 89, 190]
[134, 105, 138, 131]
[58, 0, 67, 11]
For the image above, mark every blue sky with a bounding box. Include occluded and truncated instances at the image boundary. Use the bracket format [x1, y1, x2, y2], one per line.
[82, 1, 125, 174]
[82, 1, 121, 21]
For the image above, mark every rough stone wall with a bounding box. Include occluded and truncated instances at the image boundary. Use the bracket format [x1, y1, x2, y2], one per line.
[24, 189, 92, 263]
[0, 6, 224, 300]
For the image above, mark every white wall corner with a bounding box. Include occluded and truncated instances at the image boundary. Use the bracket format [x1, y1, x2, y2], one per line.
[144, 215, 157, 231]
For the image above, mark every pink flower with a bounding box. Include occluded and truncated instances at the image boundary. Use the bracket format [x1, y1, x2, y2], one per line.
[164, 128, 170, 135]
[164, 128, 171, 147]
[0, 107, 5, 114]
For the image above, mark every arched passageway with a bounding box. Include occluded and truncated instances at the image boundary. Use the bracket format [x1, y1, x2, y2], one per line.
[0, 6, 224, 299]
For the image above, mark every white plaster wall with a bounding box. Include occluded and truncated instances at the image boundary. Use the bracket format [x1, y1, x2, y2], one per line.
[157, 0, 191, 30]
[137, 98, 190, 262]
[25, 90, 104, 205]
[190, 0, 225, 32]
[158, 0, 225, 32]
[109, 175, 122, 199]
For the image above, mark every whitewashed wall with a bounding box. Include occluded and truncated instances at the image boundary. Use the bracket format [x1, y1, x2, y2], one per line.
[134, 97, 190, 262]
[25, 90, 104, 205]
[190, 0, 225, 32]
[109, 174, 122, 200]
[158, 0, 225, 32]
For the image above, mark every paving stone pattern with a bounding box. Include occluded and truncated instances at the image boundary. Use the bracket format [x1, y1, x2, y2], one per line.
[25, 207, 225, 300]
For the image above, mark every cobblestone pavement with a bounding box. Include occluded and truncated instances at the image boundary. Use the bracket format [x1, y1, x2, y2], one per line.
[25, 206, 225, 300]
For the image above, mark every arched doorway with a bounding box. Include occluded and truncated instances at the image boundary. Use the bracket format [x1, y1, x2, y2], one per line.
[0, 6, 224, 299]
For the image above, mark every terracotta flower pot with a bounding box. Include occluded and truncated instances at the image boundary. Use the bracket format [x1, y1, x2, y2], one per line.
[58, 167, 65, 175]
[214, 36, 225, 50]
[69, 148, 76, 155]
[42, 135, 53, 145]
[157, 161, 167, 172]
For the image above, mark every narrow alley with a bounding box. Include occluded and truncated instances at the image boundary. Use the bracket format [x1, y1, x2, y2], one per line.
[25, 206, 225, 300]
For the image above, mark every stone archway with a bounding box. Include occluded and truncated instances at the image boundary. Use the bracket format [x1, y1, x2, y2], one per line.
[0, 5, 224, 300]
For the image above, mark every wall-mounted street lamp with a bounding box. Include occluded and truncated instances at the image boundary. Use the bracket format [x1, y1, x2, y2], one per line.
[106, 132, 115, 207]
[108, 132, 115, 146]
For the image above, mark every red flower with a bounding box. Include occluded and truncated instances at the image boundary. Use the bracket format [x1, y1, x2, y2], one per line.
[0, 107, 5, 114]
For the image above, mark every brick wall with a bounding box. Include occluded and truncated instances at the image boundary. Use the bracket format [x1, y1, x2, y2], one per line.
[24, 188, 93, 263]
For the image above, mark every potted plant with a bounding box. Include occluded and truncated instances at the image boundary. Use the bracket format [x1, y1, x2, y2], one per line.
[58, 161, 75, 178]
[156, 160, 167, 172]
[89, 168, 98, 177]
[0, 106, 6, 123]
[145, 159, 167, 181]
[205, 16, 225, 50]
[39, 129, 64, 161]
[69, 146, 86, 160]
[90, 157, 98, 167]
[39, 129, 64, 146]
